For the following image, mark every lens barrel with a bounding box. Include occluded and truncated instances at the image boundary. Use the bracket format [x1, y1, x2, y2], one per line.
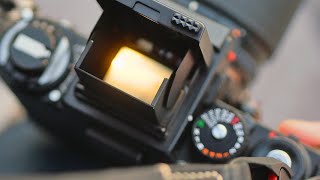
[172, 0, 302, 63]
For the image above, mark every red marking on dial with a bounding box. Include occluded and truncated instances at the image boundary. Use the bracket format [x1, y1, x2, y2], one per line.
[269, 131, 277, 139]
[227, 51, 237, 62]
[232, 29, 242, 38]
[223, 152, 230, 158]
[268, 173, 278, 180]
[209, 152, 215, 158]
[216, 153, 223, 159]
[202, 148, 209, 155]
[231, 117, 240, 125]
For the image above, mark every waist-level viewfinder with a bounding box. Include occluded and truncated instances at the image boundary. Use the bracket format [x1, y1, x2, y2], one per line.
[75, 0, 213, 134]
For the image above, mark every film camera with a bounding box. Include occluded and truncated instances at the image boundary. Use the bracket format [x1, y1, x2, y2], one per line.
[0, 0, 319, 179]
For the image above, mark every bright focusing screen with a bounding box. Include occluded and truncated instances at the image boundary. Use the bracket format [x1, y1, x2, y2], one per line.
[104, 47, 172, 104]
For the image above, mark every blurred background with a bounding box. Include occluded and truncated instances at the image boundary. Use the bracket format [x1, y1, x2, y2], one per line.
[0, 0, 319, 132]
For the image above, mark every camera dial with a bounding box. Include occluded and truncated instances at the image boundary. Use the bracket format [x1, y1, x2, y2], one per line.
[192, 106, 247, 162]
[10, 21, 55, 73]
[0, 18, 71, 90]
[251, 136, 312, 180]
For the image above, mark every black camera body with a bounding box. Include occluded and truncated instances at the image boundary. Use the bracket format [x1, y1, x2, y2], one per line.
[0, 0, 319, 179]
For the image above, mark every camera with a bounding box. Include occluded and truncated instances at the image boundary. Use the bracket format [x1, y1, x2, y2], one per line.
[0, 0, 319, 179]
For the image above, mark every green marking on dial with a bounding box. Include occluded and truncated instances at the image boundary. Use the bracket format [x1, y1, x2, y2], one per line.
[197, 119, 205, 128]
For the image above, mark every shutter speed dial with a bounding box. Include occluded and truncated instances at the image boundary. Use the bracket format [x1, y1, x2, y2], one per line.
[192, 106, 247, 162]
[10, 20, 71, 90]
[0, 18, 71, 91]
